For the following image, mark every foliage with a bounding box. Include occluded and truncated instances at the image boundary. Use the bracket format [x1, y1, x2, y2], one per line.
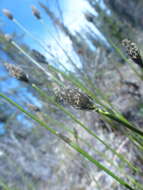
[0, 0, 143, 190]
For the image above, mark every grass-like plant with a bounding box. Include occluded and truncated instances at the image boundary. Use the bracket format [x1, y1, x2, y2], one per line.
[1, 3, 143, 190]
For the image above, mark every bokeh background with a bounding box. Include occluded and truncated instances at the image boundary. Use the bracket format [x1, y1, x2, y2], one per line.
[0, 0, 143, 190]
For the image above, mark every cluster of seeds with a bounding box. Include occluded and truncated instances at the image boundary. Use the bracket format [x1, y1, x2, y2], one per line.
[122, 39, 143, 68]
[55, 88, 95, 110]
[31, 5, 41, 20]
[2, 6, 42, 21]
[5, 63, 29, 83]
[2, 9, 13, 20]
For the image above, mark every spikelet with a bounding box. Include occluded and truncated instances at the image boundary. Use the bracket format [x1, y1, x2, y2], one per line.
[31, 5, 41, 20]
[55, 88, 95, 110]
[27, 103, 40, 112]
[4, 63, 29, 83]
[122, 39, 143, 68]
[31, 49, 48, 64]
[4, 34, 13, 42]
[2, 9, 13, 20]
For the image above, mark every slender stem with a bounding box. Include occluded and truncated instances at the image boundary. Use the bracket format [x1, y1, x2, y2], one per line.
[96, 108, 143, 136]
[0, 93, 135, 190]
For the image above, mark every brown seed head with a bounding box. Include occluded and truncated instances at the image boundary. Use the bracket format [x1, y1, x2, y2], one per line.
[2, 9, 13, 20]
[5, 63, 29, 83]
[55, 88, 95, 110]
[122, 39, 143, 68]
[31, 5, 41, 20]
[27, 103, 40, 112]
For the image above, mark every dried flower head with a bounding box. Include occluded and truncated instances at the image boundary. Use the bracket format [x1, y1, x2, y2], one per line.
[122, 39, 143, 68]
[84, 12, 94, 23]
[31, 5, 41, 20]
[4, 34, 13, 42]
[2, 9, 13, 20]
[55, 88, 95, 110]
[27, 103, 40, 112]
[5, 63, 29, 83]
[73, 128, 78, 142]
[57, 133, 72, 144]
[31, 49, 48, 64]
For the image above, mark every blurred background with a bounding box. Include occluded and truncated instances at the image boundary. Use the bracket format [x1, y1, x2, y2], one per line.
[0, 0, 143, 189]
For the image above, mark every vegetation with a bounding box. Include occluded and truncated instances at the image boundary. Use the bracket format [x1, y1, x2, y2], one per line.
[0, 0, 143, 190]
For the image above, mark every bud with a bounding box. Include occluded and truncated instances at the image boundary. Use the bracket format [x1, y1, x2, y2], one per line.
[55, 88, 95, 110]
[122, 39, 143, 68]
[31, 5, 41, 20]
[2, 9, 13, 20]
[4, 63, 29, 83]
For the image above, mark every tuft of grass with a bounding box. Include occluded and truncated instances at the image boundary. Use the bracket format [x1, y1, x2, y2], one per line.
[2, 3, 143, 190]
[0, 93, 136, 190]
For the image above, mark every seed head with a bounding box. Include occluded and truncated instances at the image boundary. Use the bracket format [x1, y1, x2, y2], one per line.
[122, 39, 143, 68]
[31, 49, 48, 64]
[31, 5, 41, 20]
[55, 88, 95, 110]
[4, 34, 13, 42]
[84, 12, 94, 23]
[57, 133, 72, 144]
[27, 103, 40, 112]
[5, 63, 29, 83]
[2, 9, 13, 20]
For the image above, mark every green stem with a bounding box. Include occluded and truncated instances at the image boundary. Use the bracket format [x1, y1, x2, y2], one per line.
[0, 93, 135, 190]
[96, 108, 143, 136]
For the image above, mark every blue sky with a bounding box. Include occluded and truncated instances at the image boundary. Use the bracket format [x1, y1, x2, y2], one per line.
[0, 0, 94, 79]
[0, 0, 106, 77]
[0, 0, 108, 134]
[0, 0, 65, 47]
[0, 0, 91, 49]
[0, 0, 95, 67]
[0, 0, 92, 134]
